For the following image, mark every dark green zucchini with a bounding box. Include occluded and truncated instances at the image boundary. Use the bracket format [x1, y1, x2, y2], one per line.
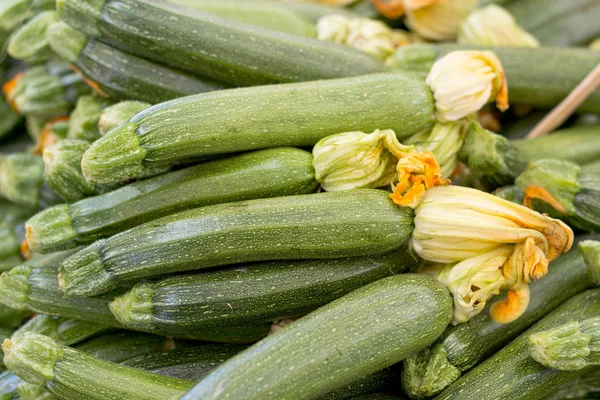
[542, 368, 600, 400]
[181, 275, 452, 400]
[391, 44, 600, 113]
[47, 22, 227, 104]
[57, 0, 385, 87]
[110, 249, 418, 331]
[3, 332, 194, 400]
[81, 73, 433, 184]
[12, 315, 110, 347]
[402, 239, 600, 398]
[435, 288, 600, 400]
[27, 147, 318, 254]
[59, 189, 414, 297]
[0, 305, 30, 329]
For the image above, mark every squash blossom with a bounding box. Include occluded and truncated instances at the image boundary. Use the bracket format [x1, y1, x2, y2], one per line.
[413, 185, 573, 324]
[426, 50, 509, 122]
[458, 5, 540, 48]
[404, 0, 477, 41]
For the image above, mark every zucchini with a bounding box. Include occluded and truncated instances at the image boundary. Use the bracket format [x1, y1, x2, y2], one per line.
[0, 200, 32, 266]
[435, 288, 600, 400]
[182, 275, 451, 400]
[67, 95, 111, 142]
[391, 44, 600, 113]
[81, 73, 433, 184]
[274, 1, 359, 22]
[3, 332, 194, 400]
[57, 0, 385, 87]
[47, 22, 227, 104]
[168, 0, 316, 37]
[59, 189, 414, 297]
[12, 315, 110, 347]
[459, 122, 600, 189]
[402, 239, 600, 398]
[0, 305, 30, 329]
[110, 249, 419, 332]
[543, 368, 600, 400]
[98, 101, 149, 136]
[7, 10, 57, 64]
[27, 147, 318, 253]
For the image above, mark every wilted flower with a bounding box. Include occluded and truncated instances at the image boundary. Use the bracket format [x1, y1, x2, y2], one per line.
[316, 14, 350, 43]
[404, 0, 477, 41]
[426, 50, 509, 122]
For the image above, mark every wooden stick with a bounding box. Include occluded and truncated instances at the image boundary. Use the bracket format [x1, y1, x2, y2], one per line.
[526, 62, 600, 139]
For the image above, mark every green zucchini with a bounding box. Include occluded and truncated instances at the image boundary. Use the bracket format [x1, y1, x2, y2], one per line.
[57, 0, 385, 87]
[27, 147, 318, 253]
[7, 11, 57, 64]
[12, 315, 110, 347]
[17, 382, 54, 400]
[543, 368, 600, 400]
[3, 332, 194, 400]
[0, 200, 33, 266]
[67, 95, 111, 142]
[169, 0, 316, 37]
[0, 0, 55, 34]
[110, 249, 419, 333]
[390, 44, 600, 113]
[98, 101, 149, 136]
[182, 274, 452, 400]
[81, 73, 433, 184]
[435, 288, 600, 400]
[402, 239, 600, 398]
[0, 305, 30, 329]
[459, 122, 600, 189]
[506, 0, 600, 47]
[47, 22, 227, 104]
[275, 1, 359, 22]
[59, 189, 414, 297]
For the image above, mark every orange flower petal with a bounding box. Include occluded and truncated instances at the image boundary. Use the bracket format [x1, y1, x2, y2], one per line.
[2, 72, 24, 112]
[523, 185, 567, 215]
[490, 285, 530, 324]
[370, 0, 405, 18]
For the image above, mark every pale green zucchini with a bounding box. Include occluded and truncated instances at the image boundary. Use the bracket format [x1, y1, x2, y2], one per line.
[402, 239, 600, 398]
[57, 0, 385, 87]
[110, 249, 419, 332]
[7, 11, 57, 64]
[435, 288, 600, 400]
[81, 73, 433, 184]
[169, 0, 316, 37]
[98, 101, 149, 136]
[27, 147, 318, 253]
[3, 332, 194, 400]
[181, 275, 452, 400]
[59, 189, 414, 297]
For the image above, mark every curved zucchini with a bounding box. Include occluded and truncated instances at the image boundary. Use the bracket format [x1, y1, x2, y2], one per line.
[47, 22, 227, 104]
[27, 147, 318, 253]
[435, 288, 600, 400]
[181, 274, 451, 400]
[59, 189, 414, 297]
[110, 249, 419, 331]
[58, 0, 385, 87]
[402, 239, 600, 398]
[391, 44, 600, 113]
[81, 73, 433, 184]
[169, 0, 316, 37]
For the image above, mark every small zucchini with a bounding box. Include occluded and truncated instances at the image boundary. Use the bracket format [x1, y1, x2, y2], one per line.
[27, 147, 318, 254]
[12, 315, 110, 347]
[181, 274, 452, 400]
[57, 0, 385, 87]
[110, 249, 419, 332]
[81, 72, 433, 184]
[402, 239, 600, 398]
[47, 22, 227, 104]
[7, 10, 57, 64]
[59, 189, 414, 297]
[3, 332, 193, 400]
[435, 288, 600, 400]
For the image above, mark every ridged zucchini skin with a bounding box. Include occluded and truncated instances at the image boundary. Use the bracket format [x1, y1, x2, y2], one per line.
[27, 147, 318, 253]
[59, 189, 414, 297]
[82, 73, 433, 184]
[58, 0, 384, 87]
[110, 248, 419, 331]
[181, 274, 452, 400]
[435, 289, 600, 400]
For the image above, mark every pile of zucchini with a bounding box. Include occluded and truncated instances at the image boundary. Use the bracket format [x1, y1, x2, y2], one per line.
[0, 0, 599, 399]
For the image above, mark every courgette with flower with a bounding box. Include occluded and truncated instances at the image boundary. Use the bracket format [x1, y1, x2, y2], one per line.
[46, 22, 227, 104]
[390, 44, 600, 113]
[57, 0, 386, 87]
[459, 122, 600, 189]
[182, 275, 452, 400]
[515, 159, 600, 232]
[436, 288, 600, 400]
[2, 333, 194, 400]
[27, 147, 318, 254]
[402, 239, 600, 398]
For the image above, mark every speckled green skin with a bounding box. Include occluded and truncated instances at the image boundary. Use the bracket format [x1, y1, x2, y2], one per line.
[436, 289, 600, 400]
[110, 248, 419, 331]
[58, 0, 384, 87]
[82, 73, 433, 183]
[59, 189, 414, 297]
[28, 147, 318, 253]
[12, 315, 109, 347]
[181, 275, 452, 400]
